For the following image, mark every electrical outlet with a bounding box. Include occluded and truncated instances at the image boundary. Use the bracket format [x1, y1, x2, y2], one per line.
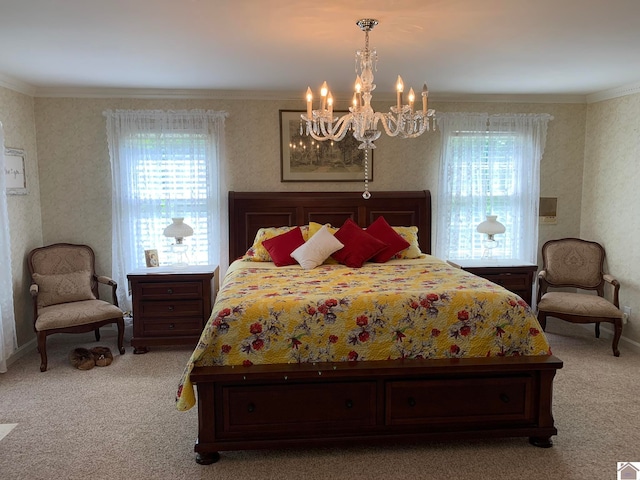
[623, 306, 631, 324]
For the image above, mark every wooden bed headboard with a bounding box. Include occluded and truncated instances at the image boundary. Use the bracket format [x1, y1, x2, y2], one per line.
[228, 190, 432, 260]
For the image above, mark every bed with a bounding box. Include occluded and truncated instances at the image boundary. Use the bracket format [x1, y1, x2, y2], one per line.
[177, 190, 563, 464]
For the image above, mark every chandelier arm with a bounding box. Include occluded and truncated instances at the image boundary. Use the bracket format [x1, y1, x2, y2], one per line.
[306, 114, 353, 142]
[377, 112, 406, 137]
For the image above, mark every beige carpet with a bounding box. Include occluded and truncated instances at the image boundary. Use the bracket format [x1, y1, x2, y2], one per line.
[0, 318, 639, 480]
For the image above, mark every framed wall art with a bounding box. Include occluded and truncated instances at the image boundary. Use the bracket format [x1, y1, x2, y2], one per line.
[279, 110, 373, 182]
[4, 147, 27, 194]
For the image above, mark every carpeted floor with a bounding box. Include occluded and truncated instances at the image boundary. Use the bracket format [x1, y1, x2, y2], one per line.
[0, 318, 639, 480]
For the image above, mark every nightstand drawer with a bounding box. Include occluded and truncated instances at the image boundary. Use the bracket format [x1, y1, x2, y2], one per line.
[138, 299, 203, 318]
[450, 262, 537, 306]
[138, 281, 203, 299]
[481, 273, 530, 290]
[142, 318, 203, 336]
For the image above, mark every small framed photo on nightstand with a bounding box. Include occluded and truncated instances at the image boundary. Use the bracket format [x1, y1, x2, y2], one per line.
[144, 249, 159, 267]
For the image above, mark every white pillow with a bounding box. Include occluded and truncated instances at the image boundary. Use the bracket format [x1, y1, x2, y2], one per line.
[291, 224, 344, 270]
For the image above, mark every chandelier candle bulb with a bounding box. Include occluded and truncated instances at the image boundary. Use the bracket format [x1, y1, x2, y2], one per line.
[320, 81, 328, 110]
[355, 75, 363, 106]
[396, 75, 404, 110]
[422, 84, 429, 114]
[306, 87, 313, 119]
[327, 93, 333, 116]
[408, 88, 415, 113]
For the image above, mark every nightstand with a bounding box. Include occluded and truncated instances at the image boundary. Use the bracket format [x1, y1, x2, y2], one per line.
[447, 259, 538, 306]
[127, 265, 219, 354]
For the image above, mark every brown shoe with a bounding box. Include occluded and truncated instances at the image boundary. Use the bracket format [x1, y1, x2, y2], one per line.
[90, 346, 113, 367]
[69, 348, 95, 370]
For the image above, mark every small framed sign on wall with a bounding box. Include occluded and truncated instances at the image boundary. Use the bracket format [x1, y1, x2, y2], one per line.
[4, 147, 27, 195]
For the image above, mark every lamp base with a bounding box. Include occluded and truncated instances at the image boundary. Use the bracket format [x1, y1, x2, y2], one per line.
[481, 238, 498, 259]
[170, 243, 189, 269]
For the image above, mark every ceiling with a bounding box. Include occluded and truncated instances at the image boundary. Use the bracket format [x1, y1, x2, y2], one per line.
[1, 0, 640, 100]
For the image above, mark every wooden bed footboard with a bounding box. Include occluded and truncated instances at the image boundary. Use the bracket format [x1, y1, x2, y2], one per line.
[191, 355, 563, 464]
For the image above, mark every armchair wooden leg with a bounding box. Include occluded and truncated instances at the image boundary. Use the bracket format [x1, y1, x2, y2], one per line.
[37, 331, 48, 372]
[595, 322, 600, 338]
[612, 319, 622, 357]
[537, 311, 547, 331]
[116, 318, 125, 355]
[94, 328, 101, 342]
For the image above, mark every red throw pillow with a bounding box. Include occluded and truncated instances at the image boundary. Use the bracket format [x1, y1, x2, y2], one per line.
[262, 226, 305, 266]
[366, 216, 411, 263]
[332, 218, 388, 268]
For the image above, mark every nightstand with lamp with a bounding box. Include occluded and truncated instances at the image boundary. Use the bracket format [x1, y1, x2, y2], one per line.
[127, 218, 219, 353]
[448, 215, 538, 306]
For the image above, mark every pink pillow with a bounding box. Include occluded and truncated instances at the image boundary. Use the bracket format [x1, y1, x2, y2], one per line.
[262, 227, 305, 266]
[366, 216, 411, 262]
[332, 218, 388, 268]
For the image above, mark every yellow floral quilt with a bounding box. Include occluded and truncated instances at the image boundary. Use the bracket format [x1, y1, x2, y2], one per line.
[176, 255, 551, 411]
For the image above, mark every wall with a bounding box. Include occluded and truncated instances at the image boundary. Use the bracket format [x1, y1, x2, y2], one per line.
[0, 85, 44, 347]
[4, 94, 583, 349]
[583, 92, 640, 344]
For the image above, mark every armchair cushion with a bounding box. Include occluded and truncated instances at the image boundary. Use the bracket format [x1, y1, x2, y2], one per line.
[538, 292, 623, 319]
[32, 270, 96, 308]
[34, 299, 123, 331]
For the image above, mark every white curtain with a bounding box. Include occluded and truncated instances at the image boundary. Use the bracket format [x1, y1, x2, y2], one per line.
[104, 110, 228, 311]
[435, 112, 552, 263]
[0, 121, 17, 373]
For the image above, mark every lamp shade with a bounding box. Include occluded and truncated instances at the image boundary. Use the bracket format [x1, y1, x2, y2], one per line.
[163, 218, 193, 240]
[476, 215, 506, 235]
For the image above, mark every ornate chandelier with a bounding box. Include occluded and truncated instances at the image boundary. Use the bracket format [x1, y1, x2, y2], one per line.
[301, 18, 436, 199]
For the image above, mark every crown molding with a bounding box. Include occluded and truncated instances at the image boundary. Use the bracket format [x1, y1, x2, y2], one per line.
[429, 93, 587, 104]
[1, 73, 637, 104]
[29, 86, 588, 104]
[0, 73, 37, 96]
[32, 87, 306, 100]
[586, 81, 640, 103]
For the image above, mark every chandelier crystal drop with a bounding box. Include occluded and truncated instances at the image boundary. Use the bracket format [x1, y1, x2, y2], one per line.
[301, 18, 436, 199]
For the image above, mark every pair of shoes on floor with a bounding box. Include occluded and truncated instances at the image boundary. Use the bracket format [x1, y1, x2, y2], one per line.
[69, 346, 113, 370]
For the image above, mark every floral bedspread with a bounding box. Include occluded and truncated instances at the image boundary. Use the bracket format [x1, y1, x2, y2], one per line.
[176, 255, 550, 411]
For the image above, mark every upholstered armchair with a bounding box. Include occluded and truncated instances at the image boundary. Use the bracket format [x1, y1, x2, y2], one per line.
[537, 238, 623, 356]
[27, 243, 125, 371]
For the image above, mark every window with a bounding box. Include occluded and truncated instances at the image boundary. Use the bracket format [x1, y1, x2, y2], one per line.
[444, 131, 519, 259]
[436, 113, 552, 263]
[105, 109, 228, 311]
[129, 132, 211, 266]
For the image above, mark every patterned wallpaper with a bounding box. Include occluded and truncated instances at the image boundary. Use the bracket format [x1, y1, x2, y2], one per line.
[0, 86, 44, 346]
[583, 92, 640, 345]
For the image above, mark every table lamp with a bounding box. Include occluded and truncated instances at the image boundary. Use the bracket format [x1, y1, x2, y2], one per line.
[163, 218, 193, 268]
[476, 215, 505, 258]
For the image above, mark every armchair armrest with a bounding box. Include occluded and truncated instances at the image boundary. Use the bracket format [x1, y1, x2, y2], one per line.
[96, 275, 117, 287]
[536, 270, 548, 304]
[95, 275, 119, 307]
[603, 274, 620, 308]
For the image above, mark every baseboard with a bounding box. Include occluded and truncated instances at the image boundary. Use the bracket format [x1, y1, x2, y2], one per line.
[576, 322, 640, 354]
[6, 337, 37, 368]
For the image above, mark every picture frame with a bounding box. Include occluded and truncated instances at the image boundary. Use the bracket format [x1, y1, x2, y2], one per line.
[279, 110, 373, 182]
[144, 249, 159, 268]
[4, 148, 27, 194]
